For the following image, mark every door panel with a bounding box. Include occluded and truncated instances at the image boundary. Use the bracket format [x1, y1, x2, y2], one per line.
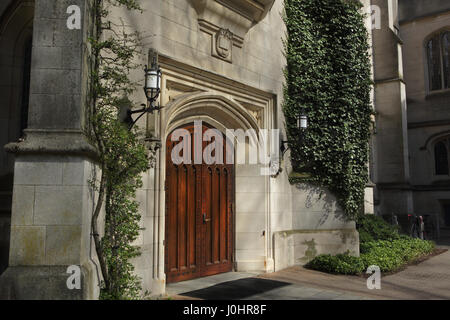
[165, 123, 233, 283]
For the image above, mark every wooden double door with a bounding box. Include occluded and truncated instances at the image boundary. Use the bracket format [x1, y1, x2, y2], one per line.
[165, 123, 234, 283]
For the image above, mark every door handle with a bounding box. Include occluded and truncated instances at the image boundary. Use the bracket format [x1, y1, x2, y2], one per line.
[203, 213, 211, 223]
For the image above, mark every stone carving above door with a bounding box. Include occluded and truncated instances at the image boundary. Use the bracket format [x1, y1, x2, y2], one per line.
[216, 28, 233, 59]
[189, 0, 275, 63]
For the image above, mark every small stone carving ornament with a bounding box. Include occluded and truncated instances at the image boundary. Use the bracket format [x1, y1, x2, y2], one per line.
[216, 29, 233, 59]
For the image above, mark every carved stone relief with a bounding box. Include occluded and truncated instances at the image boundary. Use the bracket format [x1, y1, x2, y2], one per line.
[189, 0, 275, 63]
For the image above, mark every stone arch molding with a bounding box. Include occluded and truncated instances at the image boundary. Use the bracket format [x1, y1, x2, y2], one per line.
[421, 130, 450, 151]
[0, 0, 34, 38]
[164, 91, 260, 138]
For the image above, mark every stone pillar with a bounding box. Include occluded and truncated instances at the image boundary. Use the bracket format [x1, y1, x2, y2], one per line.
[371, 0, 413, 221]
[0, 0, 100, 299]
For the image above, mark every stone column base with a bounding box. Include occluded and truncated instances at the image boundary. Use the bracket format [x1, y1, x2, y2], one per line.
[0, 265, 98, 300]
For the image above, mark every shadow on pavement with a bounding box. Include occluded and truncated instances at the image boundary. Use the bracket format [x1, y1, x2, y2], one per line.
[180, 277, 290, 300]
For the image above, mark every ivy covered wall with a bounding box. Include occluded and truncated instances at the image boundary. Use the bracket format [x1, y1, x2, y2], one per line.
[283, 0, 373, 220]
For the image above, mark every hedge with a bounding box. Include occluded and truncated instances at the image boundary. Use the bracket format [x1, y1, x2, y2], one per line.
[306, 238, 435, 274]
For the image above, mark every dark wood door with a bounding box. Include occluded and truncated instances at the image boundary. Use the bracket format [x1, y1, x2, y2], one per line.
[165, 123, 233, 283]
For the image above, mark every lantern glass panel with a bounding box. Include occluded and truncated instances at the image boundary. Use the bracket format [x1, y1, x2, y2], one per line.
[300, 115, 308, 129]
[146, 70, 159, 89]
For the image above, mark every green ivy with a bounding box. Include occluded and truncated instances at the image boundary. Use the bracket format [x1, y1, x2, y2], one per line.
[283, 0, 373, 219]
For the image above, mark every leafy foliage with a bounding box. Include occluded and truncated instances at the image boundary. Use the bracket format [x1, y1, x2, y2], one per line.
[88, 0, 151, 299]
[360, 239, 435, 272]
[356, 214, 404, 243]
[306, 253, 365, 274]
[283, 0, 373, 219]
[306, 239, 435, 274]
[306, 224, 435, 275]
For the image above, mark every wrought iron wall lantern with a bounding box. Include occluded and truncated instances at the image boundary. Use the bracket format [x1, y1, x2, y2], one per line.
[125, 49, 163, 130]
[280, 110, 308, 158]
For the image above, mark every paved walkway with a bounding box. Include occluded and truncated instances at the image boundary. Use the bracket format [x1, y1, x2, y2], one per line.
[167, 245, 450, 300]
[166, 272, 369, 300]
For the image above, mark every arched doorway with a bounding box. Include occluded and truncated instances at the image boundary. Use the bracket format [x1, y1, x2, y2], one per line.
[165, 122, 234, 283]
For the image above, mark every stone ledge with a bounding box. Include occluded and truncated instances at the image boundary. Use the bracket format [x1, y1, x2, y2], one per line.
[4, 129, 99, 160]
[190, 0, 275, 43]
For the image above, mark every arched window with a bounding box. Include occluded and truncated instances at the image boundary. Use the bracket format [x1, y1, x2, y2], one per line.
[427, 31, 450, 92]
[435, 140, 449, 175]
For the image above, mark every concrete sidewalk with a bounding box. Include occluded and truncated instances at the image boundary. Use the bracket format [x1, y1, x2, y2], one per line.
[167, 246, 450, 300]
[166, 272, 370, 300]
[260, 246, 450, 300]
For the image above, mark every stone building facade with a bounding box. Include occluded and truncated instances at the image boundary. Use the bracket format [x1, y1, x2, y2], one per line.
[396, 0, 450, 232]
[369, 0, 450, 231]
[0, 0, 446, 300]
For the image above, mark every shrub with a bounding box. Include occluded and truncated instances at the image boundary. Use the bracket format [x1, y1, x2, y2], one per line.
[356, 214, 402, 243]
[360, 245, 404, 272]
[306, 254, 365, 275]
[306, 239, 435, 275]
[360, 239, 435, 272]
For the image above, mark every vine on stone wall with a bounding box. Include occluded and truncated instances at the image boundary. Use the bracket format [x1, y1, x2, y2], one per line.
[88, 0, 151, 299]
[283, 0, 373, 219]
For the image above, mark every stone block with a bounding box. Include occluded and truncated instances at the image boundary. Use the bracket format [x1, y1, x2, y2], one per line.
[235, 176, 266, 193]
[9, 226, 46, 266]
[0, 266, 84, 300]
[10, 185, 35, 226]
[235, 232, 265, 250]
[53, 18, 83, 47]
[142, 216, 155, 245]
[45, 226, 81, 265]
[235, 213, 265, 233]
[34, 186, 83, 225]
[33, 18, 55, 47]
[61, 70, 82, 95]
[32, 46, 62, 70]
[62, 158, 89, 186]
[14, 157, 63, 186]
[146, 190, 155, 217]
[30, 69, 65, 95]
[55, 94, 82, 127]
[61, 46, 82, 70]
[234, 260, 265, 272]
[235, 192, 266, 213]
[28, 94, 82, 129]
[235, 164, 263, 177]
[235, 249, 266, 261]
[270, 211, 292, 231]
[35, 0, 84, 20]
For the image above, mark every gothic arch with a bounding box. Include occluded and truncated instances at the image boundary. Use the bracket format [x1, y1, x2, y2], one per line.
[421, 130, 450, 151]
[164, 92, 260, 139]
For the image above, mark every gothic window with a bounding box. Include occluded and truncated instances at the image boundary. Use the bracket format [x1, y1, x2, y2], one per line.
[426, 31, 450, 92]
[435, 140, 449, 175]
